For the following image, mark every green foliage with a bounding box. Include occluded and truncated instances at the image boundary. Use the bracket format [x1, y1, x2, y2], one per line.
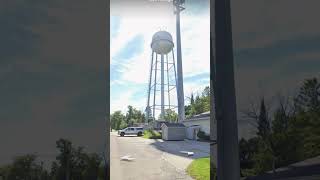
[162, 109, 178, 122]
[257, 98, 270, 139]
[110, 111, 126, 130]
[186, 157, 211, 180]
[294, 78, 320, 112]
[51, 138, 103, 180]
[0, 139, 106, 180]
[240, 77, 320, 177]
[197, 130, 210, 141]
[119, 120, 128, 130]
[126, 105, 145, 126]
[185, 86, 210, 118]
[142, 130, 162, 139]
[110, 106, 145, 130]
[0, 154, 49, 180]
[252, 141, 274, 174]
[290, 110, 320, 158]
[240, 168, 256, 177]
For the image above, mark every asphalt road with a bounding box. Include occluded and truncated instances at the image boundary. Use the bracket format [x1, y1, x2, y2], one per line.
[110, 132, 193, 180]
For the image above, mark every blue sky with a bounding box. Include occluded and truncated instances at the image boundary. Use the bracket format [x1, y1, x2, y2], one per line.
[110, 1, 210, 114]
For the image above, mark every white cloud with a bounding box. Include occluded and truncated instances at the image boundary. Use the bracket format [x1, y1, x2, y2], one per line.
[184, 80, 210, 102]
[181, 17, 210, 76]
[110, 91, 134, 113]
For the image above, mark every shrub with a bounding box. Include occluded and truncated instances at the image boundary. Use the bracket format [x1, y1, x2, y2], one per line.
[143, 130, 162, 139]
[197, 130, 210, 141]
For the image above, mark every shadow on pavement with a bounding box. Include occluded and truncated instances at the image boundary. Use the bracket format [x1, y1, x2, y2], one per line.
[149, 138, 210, 160]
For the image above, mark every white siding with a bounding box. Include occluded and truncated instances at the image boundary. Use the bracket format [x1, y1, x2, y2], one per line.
[162, 127, 168, 140]
[162, 126, 186, 140]
[167, 127, 186, 140]
[182, 118, 210, 135]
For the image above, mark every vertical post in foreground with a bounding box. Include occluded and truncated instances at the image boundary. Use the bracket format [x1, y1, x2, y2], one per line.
[214, 0, 240, 179]
[174, 0, 185, 123]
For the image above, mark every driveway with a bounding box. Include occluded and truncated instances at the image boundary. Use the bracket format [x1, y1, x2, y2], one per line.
[110, 132, 210, 180]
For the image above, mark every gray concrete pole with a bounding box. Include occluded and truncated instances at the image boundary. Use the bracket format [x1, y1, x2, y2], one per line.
[161, 54, 165, 118]
[214, 0, 240, 179]
[175, 4, 185, 123]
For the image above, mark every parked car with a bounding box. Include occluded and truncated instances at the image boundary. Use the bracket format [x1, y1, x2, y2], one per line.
[118, 127, 144, 137]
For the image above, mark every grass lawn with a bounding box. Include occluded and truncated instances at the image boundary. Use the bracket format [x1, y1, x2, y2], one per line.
[186, 157, 211, 180]
[142, 130, 162, 139]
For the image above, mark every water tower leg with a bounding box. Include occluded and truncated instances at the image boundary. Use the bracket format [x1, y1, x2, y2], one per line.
[146, 51, 154, 123]
[166, 54, 171, 112]
[153, 54, 158, 122]
[161, 54, 165, 119]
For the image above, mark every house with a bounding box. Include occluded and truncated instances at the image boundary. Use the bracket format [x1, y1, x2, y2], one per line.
[182, 111, 211, 135]
[161, 122, 186, 141]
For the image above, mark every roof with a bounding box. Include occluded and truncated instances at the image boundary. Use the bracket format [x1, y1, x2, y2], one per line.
[184, 111, 210, 121]
[161, 122, 185, 128]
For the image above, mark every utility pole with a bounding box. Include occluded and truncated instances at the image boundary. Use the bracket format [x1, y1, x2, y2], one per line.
[173, 0, 185, 123]
[214, 0, 240, 179]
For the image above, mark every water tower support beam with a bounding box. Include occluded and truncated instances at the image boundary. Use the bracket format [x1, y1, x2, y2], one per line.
[146, 51, 154, 123]
[161, 54, 165, 118]
[153, 54, 158, 121]
[166, 54, 171, 110]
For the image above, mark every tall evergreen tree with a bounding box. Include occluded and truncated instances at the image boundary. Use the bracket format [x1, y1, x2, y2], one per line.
[126, 105, 134, 125]
[190, 93, 194, 105]
[257, 98, 270, 139]
[294, 77, 320, 112]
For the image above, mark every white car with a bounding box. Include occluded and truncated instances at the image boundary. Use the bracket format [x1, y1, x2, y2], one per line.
[118, 127, 144, 137]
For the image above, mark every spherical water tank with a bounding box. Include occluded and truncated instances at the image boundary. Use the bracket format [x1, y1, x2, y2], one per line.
[151, 31, 174, 54]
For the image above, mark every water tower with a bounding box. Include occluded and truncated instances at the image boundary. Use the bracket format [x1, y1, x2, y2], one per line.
[145, 31, 178, 123]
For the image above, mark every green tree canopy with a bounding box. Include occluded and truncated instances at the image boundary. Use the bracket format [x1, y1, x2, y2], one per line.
[185, 86, 210, 118]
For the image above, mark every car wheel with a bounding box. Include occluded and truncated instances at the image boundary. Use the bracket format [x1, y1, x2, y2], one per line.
[137, 132, 142, 136]
[120, 132, 125, 137]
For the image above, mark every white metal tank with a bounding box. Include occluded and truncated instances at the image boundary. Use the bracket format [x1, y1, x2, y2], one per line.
[151, 31, 174, 54]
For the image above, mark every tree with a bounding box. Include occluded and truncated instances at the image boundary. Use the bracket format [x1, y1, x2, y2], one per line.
[163, 109, 178, 122]
[190, 93, 195, 105]
[110, 111, 125, 130]
[125, 106, 145, 126]
[239, 77, 320, 176]
[184, 87, 210, 118]
[4, 154, 48, 180]
[257, 98, 270, 139]
[202, 86, 210, 97]
[239, 137, 259, 172]
[0, 139, 106, 180]
[55, 138, 73, 180]
[239, 138, 249, 162]
[119, 120, 127, 130]
[294, 77, 320, 112]
[51, 139, 104, 180]
[126, 106, 134, 125]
